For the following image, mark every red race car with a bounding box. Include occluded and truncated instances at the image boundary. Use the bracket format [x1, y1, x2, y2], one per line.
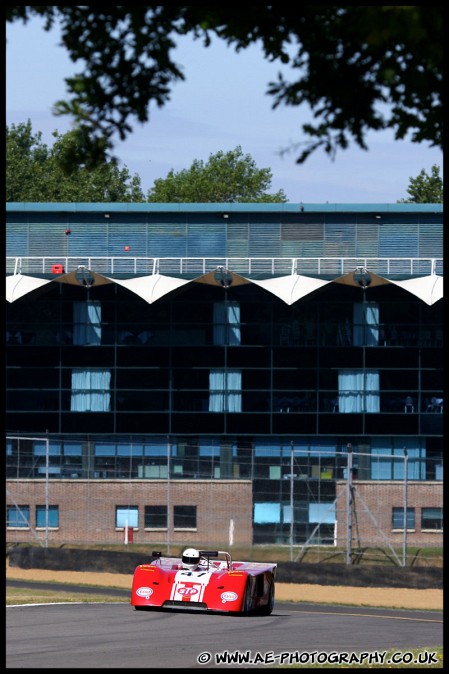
[131, 548, 276, 615]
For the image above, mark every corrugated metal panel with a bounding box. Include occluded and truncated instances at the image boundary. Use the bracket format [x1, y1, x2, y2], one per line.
[187, 234, 227, 257]
[282, 220, 324, 240]
[418, 223, 443, 257]
[379, 235, 419, 258]
[248, 237, 281, 257]
[6, 225, 28, 256]
[248, 221, 281, 257]
[301, 242, 326, 257]
[226, 241, 250, 258]
[148, 234, 188, 258]
[186, 221, 225, 257]
[280, 241, 306, 257]
[5, 204, 443, 276]
[228, 222, 249, 240]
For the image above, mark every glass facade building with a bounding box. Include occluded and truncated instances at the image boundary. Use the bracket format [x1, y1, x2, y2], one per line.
[6, 203, 443, 545]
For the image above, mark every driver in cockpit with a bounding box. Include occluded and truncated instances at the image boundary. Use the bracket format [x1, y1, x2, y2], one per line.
[181, 548, 202, 571]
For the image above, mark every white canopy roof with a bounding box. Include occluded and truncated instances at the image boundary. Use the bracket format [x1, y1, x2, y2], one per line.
[6, 267, 444, 306]
[6, 274, 52, 303]
[111, 273, 191, 304]
[249, 274, 331, 305]
[388, 274, 443, 306]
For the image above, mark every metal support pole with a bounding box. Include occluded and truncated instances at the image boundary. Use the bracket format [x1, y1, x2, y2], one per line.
[45, 435, 49, 549]
[403, 447, 408, 567]
[346, 443, 353, 565]
[167, 437, 171, 555]
[290, 441, 294, 561]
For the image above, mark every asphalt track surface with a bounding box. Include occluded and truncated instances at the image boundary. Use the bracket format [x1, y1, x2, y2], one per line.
[6, 582, 442, 669]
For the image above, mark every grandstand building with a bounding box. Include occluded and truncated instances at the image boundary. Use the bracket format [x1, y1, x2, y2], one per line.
[6, 202, 443, 549]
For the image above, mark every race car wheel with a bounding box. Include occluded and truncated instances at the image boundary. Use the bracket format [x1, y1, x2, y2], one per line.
[260, 576, 275, 615]
[242, 579, 253, 615]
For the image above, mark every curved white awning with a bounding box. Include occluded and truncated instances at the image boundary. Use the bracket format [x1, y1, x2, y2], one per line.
[389, 275, 443, 306]
[111, 273, 192, 303]
[6, 274, 53, 303]
[249, 274, 331, 305]
[6, 268, 444, 306]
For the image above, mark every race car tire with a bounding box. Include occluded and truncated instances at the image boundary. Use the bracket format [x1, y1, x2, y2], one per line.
[242, 579, 253, 615]
[260, 577, 275, 615]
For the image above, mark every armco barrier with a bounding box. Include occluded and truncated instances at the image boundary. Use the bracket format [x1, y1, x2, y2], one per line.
[7, 547, 442, 589]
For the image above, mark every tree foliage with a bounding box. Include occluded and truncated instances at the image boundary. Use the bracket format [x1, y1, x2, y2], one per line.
[6, 6, 442, 169]
[6, 120, 145, 202]
[397, 165, 443, 204]
[147, 146, 288, 203]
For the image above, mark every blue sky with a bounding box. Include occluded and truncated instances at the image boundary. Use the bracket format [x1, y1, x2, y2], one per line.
[6, 17, 443, 203]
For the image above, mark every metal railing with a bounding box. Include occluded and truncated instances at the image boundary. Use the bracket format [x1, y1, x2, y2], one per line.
[6, 256, 444, 278]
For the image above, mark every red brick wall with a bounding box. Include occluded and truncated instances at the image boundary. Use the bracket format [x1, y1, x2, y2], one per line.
[335, 481, 443, 547]
[6, 479, 253, 547]
[7, 479, 443, 548]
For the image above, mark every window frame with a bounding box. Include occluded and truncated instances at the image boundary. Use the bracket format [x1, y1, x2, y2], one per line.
[173, 505, 197, 530]
[391, 506, 415, 530]
[144, 505, 168, 529]
[7, 505, 30, 528]
[421, 507, 443, 531]
[36, 504, 59, 528]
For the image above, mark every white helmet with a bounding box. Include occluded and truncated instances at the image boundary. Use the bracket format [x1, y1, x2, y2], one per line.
[182, 548, 200, 571]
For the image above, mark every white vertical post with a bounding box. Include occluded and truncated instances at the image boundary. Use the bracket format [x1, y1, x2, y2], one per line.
[45, 436, 49, 549]
[229, 519, 234, 546]
[346, 443, 353, 565]
[290, 441, 294, 561]
[167, 437, 171, 555]
[124, 518, 129, 545]
[403, 448, 408, 567]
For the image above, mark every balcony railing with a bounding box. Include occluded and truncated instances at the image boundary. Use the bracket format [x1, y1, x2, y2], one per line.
[6, 256, 443, 278]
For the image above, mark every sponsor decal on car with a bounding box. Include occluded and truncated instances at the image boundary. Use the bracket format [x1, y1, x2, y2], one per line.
[171, 570, 214, 602]
[177, 587, 199, 597]
[220, 591, 238, 603]
[136, 586, 153, 599]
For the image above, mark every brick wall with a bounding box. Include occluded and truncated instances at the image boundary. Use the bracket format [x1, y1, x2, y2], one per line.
[335, 481, 443, 547]
[6, 479, 443, 548]
[6, 479, 253, 547]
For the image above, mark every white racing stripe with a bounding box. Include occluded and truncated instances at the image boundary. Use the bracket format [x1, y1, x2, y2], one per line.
[170, 569, 214, 603]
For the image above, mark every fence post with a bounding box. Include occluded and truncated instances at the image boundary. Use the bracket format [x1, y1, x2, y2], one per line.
[403, 447, 408, 567]
[167, 436, 171, 555]
[289, 440, 294, 561]
[45, 433, 49, 549]
[346, 443, 353, 564]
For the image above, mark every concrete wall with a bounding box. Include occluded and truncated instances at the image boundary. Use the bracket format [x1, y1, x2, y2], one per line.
[7, 547, 442, 589]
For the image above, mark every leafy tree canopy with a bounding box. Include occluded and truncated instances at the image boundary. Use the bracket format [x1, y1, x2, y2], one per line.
[6, 120, 145, 202]
[6, 6, 442, 169]
[397, 165, 443, 204]
[147, 146, 288, 203]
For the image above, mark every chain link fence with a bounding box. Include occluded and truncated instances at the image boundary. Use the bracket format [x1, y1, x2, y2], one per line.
[6, 435, 443, 565]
